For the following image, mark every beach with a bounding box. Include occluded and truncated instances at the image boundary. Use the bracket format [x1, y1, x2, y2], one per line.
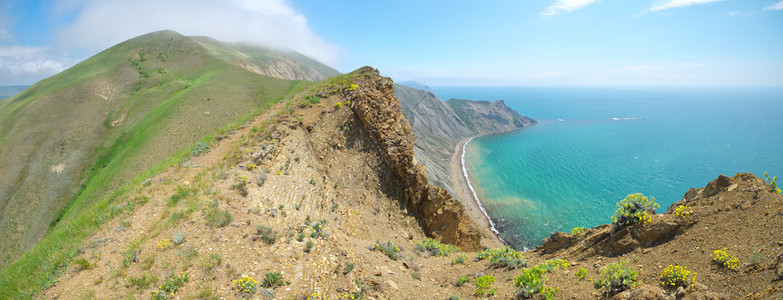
[450, 137, 505, 249]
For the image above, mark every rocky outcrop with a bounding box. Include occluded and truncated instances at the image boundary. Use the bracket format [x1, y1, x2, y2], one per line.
[348, 67, 481, 250]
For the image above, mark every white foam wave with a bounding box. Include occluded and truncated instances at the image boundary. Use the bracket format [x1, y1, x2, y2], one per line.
[462, 137, 507, 244]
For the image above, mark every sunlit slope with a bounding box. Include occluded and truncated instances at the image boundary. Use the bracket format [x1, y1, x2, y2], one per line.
[0, 30, 330, 267]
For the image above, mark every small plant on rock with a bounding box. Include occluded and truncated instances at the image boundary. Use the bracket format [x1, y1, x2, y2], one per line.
[660, 264, 696, 288]
[256, 225, 277, 244]
[713, 248, 739, 270]
[594, 260, 639, 294]
[456, 276, 470, 287]
[371, 240, 402, 260]
[674, 205, 691, 217]
[451, 256, 466, 265]
[611, 193, 659, 231]
[261, 272, 290, 289]
[764, 172, 781, 194]
[415, 238, 460, 257]
[474, 275, 495, 296]
[476, 246, 527, 269]
[571, 227, 585, 235]
[233, 276, 258, 297]
[575, 267, 588, 281]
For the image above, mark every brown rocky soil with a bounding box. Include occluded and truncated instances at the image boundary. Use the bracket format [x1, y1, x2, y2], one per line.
[42, 68, 783, 299]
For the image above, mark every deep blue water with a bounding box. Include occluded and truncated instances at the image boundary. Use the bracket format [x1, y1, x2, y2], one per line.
[435, 86, 783, 249]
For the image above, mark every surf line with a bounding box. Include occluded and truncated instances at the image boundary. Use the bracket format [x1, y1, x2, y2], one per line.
[461, 136, 507, 245]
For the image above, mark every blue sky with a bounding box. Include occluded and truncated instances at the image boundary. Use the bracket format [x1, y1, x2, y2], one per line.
[1, 0, 782, 86]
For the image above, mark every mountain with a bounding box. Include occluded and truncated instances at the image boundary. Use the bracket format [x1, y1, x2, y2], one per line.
[0, 30, 338, 267]
[0, 86, 29, 100]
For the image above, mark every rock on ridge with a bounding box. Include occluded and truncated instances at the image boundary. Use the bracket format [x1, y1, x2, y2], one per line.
[347, 67, 481, 250]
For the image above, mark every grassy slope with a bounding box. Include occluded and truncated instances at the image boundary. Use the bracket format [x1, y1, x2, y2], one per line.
[0, 30, 320, 295]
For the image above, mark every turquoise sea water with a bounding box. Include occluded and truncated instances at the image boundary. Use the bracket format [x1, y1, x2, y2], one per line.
[435, 87, 783, 249]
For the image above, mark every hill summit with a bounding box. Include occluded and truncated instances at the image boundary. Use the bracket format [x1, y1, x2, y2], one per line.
[0, 30, 337, 267]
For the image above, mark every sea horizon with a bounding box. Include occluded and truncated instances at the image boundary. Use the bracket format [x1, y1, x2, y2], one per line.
[436, 86, 783, 249]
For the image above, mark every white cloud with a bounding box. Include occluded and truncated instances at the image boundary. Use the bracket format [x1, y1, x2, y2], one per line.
[647, 0, 724, 12]
[0, 45, 72, 84]
[766, 1, 783, 10]
[541, 0, 599, 16]
[55, 0, 340, 66]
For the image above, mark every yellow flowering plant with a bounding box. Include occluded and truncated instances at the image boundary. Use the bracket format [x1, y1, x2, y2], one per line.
[674, 205, 690, 217]
[611, 193, 659, 231]
[712, 248, 739, 270]
[660, 264, 696, 288]
[233, 276, 258, 296]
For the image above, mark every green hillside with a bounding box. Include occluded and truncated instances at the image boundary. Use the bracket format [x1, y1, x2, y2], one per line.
[0, 30, 335, 269]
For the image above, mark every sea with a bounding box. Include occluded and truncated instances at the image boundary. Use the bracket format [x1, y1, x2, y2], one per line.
[434, 86, 783, 250]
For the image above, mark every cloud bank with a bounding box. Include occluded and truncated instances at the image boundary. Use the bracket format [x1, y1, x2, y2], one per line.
[56, 0, 339, 65]
[541, 0, 599, 16]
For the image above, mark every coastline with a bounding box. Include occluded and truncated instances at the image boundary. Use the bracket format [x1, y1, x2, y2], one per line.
[450, 136, 505, 248]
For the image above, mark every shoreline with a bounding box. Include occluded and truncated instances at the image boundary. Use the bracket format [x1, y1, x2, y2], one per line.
[450, 136, 505, 248]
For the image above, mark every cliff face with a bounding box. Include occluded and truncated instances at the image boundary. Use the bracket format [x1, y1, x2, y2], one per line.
[395, 86, 535, 197]
[349, 68, 481, 250]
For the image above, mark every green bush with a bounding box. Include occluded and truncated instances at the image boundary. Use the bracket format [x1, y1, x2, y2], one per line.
[542, 286, 558, 300]
[370, 241, 401, 260]
[611, 193, 659, 231]
[415, 238, 460, 257]
[474, 275, 495, 296]
[191, 142, 211, 156]
[256, 225, 277, 244]
[594, 261, 639, 293]
[128, 273, 157, 288]
[575, 267, 588, 281]
[456, 276, 469, 287]
[476, 246, 527, 269]
[514, 266, 546, 299]
[205, 206, 232, 227]
[261, 272, 290, 289]
[764, 172, 781, 194]
[451, 256, 466, 265]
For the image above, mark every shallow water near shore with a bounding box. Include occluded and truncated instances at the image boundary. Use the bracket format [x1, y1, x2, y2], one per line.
[437, 86, 783, 249]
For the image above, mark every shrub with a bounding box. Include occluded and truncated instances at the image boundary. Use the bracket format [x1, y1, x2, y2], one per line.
[349, 84, 359, 90]
[73, 257, 93, 270]
[660, 264, 696, 288]
[537, 259, 570, 272]
[233, 276, 258, 296]
[514, 266, 547, 299]
[371, 240, 402, 260]
[415, 238, 461, 257]
[334, 102, 343, 109]
[476, 246, 527, 269]
[713, 248, 739, 270]
[344, 262, 356, 274]
[256, 225, 278, 244]
[474, 275, 495, 296]
[456, 276, 470, 286]
[128, 273, 157, 288]
[232, 176, 249, 197]
[261, 272, 290, 289]
[191, 142, 210, 156]
[764, 172, 781, 194]
[173, 232, 187, 245]
[153, 272, 189, 297]
[304, 240, 314, 253]
[309, 222, 325, 239]
[611, 193, 659, 231]
[571, 227, 585, 235]
[206, 207, 232, 227]
[122, 249, 138, 267]
[541, 286, 558, 300]
[674, 205, 690, 217]
[168, 186, 190, 207]
[575, 267, 588, 281]
[257, 173, 267, 186]
[594, 260, 639, 294]
[451, 256, 466, 265]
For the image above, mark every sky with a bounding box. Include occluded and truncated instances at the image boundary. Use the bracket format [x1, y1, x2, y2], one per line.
[0, 0, 782, 86]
